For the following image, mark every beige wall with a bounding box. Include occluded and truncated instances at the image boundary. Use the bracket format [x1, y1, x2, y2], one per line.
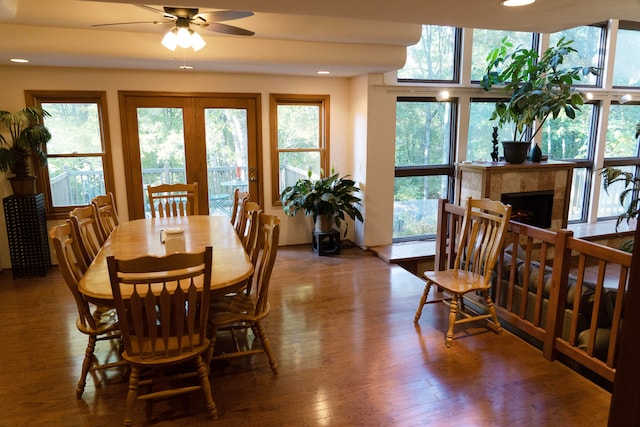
[0, 65, 398, 269]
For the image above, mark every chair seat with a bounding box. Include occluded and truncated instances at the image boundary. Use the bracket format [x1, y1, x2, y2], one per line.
[424, 270, 491, 294]
[210, 293, 270, 324]
[123, 339, 211, 366]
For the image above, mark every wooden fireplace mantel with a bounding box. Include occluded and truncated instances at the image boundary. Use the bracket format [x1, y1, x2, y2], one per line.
[455, 160, 575, 230]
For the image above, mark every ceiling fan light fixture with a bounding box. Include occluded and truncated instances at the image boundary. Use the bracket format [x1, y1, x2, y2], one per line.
[191, 31, 206, 51]
[500, 0, 536, 6]
[161, 28, 178, 51]
[176, 27, 192, 49]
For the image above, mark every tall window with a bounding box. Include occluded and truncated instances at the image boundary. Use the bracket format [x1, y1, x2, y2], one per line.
[398, 25, 460, 82]
[470, 29, 537, 82]
[394, 98, 456, 240]
[270, 94, 329, 203]
[550, 24, 606, 87]
[467, 99, 516, 161]
[598, 102, 640, 218]
[613, 22, 640, 87]
[26, 91, 114, 218]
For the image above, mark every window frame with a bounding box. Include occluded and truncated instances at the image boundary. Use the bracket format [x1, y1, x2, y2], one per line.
[393, 96, 457, 242]
[269, 94, 330, 205]
[397, 25, 462, 84]
[26, 90, 115, 219]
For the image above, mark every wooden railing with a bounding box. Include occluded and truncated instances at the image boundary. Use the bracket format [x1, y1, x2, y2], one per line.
[435, 199, 632, 382]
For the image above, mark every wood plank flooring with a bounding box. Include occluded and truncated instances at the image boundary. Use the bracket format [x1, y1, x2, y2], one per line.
[0, 244, 611, 426]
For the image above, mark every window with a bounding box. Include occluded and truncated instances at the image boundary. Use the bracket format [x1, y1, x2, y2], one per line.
[613, 22, 640, 87]
[270, 94, 329, 203]
[467, 99, 517, 161]
[598, 102, 640, 219]
[26, 91, 115, 218]
[470, 29, 537, 82]
[550, 25, 606, 87]
[394, 98, 456, 240]
[398, 25, 461, 82]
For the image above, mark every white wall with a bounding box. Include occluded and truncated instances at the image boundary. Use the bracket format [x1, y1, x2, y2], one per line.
[0, 65, 399, 269]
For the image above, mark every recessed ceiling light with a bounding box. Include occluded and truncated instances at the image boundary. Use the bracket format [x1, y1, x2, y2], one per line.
[178, 65, 194, 70]
[10, 58, 29, 63]
[500, 0, 536, 6]
[317, 70, 330, 75]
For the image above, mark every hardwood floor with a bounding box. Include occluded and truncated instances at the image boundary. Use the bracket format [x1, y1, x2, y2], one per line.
[0, 244, 611, 426]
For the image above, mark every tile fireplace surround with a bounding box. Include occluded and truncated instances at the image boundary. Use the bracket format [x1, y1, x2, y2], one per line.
[455, 160, 574, 230]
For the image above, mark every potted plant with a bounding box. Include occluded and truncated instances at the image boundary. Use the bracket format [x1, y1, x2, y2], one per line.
[280, 169, 363, 237]
[0, 106, 51, 195]
[480, 37, 599, 163]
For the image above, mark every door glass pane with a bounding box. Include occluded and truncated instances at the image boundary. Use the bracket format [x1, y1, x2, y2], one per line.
[393, 176, 447, 239]
[204, 108, 248, 216]
[137, 107, 186, 217]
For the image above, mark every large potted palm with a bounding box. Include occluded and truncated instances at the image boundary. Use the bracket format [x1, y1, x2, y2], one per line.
[480, 37, 599, 163]
[280, 169, 363, 237]
[0, 106, 51, 195]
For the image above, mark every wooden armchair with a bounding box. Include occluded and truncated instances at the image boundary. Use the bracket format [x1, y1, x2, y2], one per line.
[49, 221, 124, 399]
[414, 197, 511, 347]
[69, 204, 106, 267]
[208, 213, 280, 374]
[92, 192, 119, 238]
[107, 247, 216, 425]
[147, 182, 199, 217]
[230, 187, 249, 228]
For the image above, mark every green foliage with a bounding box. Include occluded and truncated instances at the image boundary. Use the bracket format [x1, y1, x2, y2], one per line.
[280, 170, 363, 236]
[0, 106, 51, 177]
[601, 166, 640, 229]
[480, 37, 600, 143]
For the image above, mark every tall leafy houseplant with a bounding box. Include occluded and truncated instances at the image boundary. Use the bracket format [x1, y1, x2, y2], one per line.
[0, 106, 51, 194]
[280, 170, 363, 237]
[480, 37, 599, 163]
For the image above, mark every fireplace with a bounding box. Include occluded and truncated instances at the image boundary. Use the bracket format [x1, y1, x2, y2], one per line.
[455, 160, 574, 230]
[501, 190, 554, 228]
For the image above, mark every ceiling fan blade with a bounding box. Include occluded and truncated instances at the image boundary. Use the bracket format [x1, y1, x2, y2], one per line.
[203, 22, 255, 36]
[91, 20, 167, 27]
[135, 4, 176, 19]
[194, 11, 254, 23]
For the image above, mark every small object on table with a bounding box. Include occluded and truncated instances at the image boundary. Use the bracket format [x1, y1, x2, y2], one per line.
[312, 229, 341, 256]
[490, 127, 500, 162]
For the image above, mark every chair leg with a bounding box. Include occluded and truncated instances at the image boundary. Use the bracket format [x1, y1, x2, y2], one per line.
[123, 366, 140, 427]
[414, 281, 432, 323]
[445, 295, 459, 348]
[77, 335, 97, 399]
[195, 356, 218, 420]
[485, 293, 502, 333]
[253, 322, 278, 374]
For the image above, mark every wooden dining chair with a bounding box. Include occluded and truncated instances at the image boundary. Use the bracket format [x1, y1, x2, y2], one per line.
[49, 221, 125, 399]
[240, 201, 262, 266]
[69, 204, 106, 267]
[147, 182, 199, 217]
[230, 187, 249, 228]
[208, 213, 280, 374]
[107, 247, 217, 425]
[92, 192, 119, 238]
[414, 197, 512, 347]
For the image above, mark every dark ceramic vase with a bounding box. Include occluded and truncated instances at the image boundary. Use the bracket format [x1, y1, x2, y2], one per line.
[529, 143, 542, 162]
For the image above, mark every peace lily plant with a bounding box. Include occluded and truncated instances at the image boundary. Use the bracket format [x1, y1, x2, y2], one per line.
[280, 168, 363, 236]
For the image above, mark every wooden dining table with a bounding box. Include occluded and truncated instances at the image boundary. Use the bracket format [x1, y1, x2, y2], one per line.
[78, 215, 254, 303]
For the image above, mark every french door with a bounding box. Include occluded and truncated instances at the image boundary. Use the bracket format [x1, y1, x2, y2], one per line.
[119, 92, 261, 219]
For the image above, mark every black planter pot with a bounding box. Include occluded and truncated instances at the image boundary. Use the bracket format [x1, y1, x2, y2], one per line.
[501, 141, 531, 164]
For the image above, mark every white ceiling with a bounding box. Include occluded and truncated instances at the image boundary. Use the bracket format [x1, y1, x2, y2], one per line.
[1, 0, 639, 77]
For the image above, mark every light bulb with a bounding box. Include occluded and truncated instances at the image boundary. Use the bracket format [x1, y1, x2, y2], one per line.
[176, 27, 192, 49]
[161, 29, 178, 51]
[191, 31, 206, 51]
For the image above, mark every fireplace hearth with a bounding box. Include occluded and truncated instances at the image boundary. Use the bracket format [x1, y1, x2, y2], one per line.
[501, 190, 554, 228]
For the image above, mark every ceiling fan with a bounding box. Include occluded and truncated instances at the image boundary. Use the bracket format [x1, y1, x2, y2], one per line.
[93, 5, 255, 51]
